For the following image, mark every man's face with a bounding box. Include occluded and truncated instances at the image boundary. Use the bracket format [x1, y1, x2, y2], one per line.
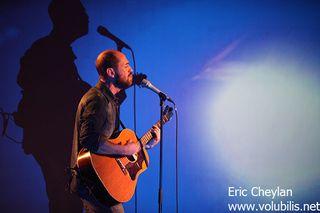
[114, 53, 133, 89]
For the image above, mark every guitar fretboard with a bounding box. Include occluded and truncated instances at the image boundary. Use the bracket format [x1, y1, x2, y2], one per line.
[140, 121, 161, 145]
[139, 110, 171, 145]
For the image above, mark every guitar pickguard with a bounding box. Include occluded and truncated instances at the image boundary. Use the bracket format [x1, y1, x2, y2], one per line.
[125, 150, 148, 180]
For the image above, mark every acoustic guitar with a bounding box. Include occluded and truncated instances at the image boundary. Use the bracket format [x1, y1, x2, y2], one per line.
[77, 106, 173, 205]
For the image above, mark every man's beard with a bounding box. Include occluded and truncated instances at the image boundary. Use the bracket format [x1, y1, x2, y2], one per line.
[114, 73, 132, 89]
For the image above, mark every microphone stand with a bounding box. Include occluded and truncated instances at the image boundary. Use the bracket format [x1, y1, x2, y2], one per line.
[158, 92, 167, 213]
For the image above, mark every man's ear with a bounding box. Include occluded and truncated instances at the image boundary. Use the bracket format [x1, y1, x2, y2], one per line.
[106, 67, 115, 78]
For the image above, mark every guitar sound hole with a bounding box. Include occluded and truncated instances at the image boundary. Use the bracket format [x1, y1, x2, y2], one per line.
[127, 154, 137, 162]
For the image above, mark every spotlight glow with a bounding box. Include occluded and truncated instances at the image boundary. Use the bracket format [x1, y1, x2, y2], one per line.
[206, 57, 320, 191]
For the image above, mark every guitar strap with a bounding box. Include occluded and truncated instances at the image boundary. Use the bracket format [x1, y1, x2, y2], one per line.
[119, 119, 126, 130]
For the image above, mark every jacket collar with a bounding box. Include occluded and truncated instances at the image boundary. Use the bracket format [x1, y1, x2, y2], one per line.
[95, 80, 119, 104]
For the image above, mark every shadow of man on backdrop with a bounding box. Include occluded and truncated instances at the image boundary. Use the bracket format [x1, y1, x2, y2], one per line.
[13, 0, 91, 212]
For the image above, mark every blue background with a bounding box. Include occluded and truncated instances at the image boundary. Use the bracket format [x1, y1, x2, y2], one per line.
[1, 0, 320, 212]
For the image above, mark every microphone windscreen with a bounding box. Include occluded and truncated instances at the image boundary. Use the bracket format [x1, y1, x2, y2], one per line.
[133, 73, 147, 85]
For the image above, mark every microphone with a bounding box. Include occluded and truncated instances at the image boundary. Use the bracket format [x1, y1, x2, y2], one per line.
[133, 73, 147, 85]
[97, 25, 131, 50]
[140, 79, 174, 104]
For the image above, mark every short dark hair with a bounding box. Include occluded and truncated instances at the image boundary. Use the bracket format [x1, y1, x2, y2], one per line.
[95, 50, 119, 76]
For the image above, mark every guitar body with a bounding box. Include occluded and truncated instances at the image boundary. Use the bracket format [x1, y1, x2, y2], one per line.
[77, 106, 173, 204]
[77, 129, 149, 204]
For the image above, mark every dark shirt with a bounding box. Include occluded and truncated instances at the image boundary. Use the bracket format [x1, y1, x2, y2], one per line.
[70, 80, 120, 172]
[69, 81, 126, 209]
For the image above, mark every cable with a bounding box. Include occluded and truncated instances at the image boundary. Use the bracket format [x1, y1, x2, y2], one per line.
[100, 25, 139, 212]
[174, 105, 179, 213]
[128, 48, 138, 213]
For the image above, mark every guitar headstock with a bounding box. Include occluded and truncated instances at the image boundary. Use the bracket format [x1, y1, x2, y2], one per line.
[162, 105, 174, 124]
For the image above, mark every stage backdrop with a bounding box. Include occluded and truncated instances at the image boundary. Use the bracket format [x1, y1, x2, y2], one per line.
[1, 0, 320, 212]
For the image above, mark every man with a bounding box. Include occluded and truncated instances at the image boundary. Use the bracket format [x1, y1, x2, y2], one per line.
[70, 50, 160, 212]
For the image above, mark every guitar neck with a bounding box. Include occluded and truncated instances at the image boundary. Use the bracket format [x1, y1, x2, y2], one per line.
[139, 106, 173, 146]
[139, 120, 162, 146]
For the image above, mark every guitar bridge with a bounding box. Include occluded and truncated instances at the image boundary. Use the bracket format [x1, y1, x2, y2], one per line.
[116, 158, 128, 175]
